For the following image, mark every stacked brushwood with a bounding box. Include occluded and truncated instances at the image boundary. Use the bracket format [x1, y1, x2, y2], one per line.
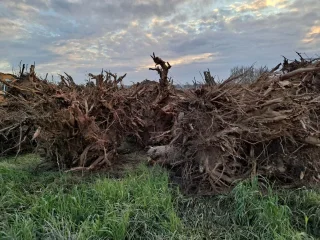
[147, 54, 320, 194]
[0, 54, 179, 171]
[1, 53, 320, 194]
[0, 65, 146, 169]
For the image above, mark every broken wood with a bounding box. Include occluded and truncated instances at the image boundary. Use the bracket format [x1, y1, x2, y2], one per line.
[149, 52, 171, 92]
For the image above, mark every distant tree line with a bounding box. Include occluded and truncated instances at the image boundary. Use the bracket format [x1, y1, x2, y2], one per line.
[229, 65, 269, 84]
[177, 65, 269, 88]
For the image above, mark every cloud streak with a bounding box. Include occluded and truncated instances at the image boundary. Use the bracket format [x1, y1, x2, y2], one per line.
[230, 0, 288, 12]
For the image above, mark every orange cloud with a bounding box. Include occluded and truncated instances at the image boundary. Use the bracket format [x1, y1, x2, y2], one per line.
[303, 25, 320, 43]
[230, 0, 287, 12]
[308, 26, 320, 36]
[136, 53, 219, 72]
[169, 53, 217, 66]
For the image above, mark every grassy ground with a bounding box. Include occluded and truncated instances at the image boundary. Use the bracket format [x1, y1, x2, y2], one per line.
[0, 154, 319, 240]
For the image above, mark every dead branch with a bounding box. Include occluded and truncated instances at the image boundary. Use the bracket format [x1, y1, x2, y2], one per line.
[270, 63, 281, 73]
[149, 52, 171, 91]
[280, 67, 320, 80]
[203, 69, 216, 86]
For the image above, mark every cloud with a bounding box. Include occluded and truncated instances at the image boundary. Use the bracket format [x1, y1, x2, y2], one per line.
[230, 0, 289, 13]
[303, 23, 320, 43]
[0, 61, 12, 73]
[137, 53, 220, 72]
[0, 0, 319, 84]
[168, 53, 220, 66]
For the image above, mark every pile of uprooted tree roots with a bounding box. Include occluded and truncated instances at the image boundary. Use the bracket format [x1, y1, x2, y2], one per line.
[1, 53, 320, 194]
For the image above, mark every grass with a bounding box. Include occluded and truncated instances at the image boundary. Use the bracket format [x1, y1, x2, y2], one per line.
[0, 154, 181, 240]
[179, 179, 320, 240]
[0, 154, 320, 239]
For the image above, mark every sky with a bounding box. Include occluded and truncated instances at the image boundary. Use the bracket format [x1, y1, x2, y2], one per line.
[1, 0, 320, 85]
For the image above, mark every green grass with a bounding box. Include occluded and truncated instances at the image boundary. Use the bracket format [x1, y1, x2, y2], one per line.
[0, 154, 181, 240]
[0, 154, 320, 239]
[178, 179, 320, 240]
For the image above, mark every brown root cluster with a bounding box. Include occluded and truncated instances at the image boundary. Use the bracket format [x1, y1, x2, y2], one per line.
[1, 53, 320, 194]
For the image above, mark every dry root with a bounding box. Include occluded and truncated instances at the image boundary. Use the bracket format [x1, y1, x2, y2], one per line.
[1, 53, 320, 195]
